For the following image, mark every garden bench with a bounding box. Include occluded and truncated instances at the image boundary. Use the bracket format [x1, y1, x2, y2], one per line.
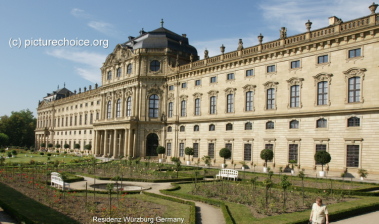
[51, 172, 70, 190]
[216, 169, 238, 181]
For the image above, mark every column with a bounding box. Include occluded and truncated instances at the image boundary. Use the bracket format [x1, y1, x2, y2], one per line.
[93, 130, 97, 155]
[113, 129, 117, 158]
[104, 130, 108, 157]
[124, 129, 129, 158]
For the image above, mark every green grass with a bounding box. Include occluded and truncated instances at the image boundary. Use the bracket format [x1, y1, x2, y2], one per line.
[1, 152, 83, 164]
[0, 182, 80, 224]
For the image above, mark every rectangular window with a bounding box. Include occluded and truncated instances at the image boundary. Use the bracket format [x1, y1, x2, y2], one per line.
[84, 114, 87, 125]
[317, 81, 328, 105]
[193, 143, 199, 158]
[181, 82, 187, 88]
[246, 91, 253, 111]
[90, 113, 93, 124]
[267, 65, 276, 73]
[227, 94, 234, 113]
[347, 145, 359, 167]
[168, 102, 173, 118]
[194, 98, 200, 116]
[349, 48, 361, 58]
[210, 96, 216, 114]
[195, 80, 201, 86]
[348, 77, 360, 103]
[210, 76, 217, 83]
[166, 143, 171, 156]
[246, 69, 254, 77]
[291, 60, 300, 68]
[244, 144, 252, 161]
[289, 144, 298, 163]
[227, 73, 235, 80]
[318, 55, 328, 64]
[169, 85, 174, 91]
[225, 143, 232, 160]
[290, 85, 300, 108]
[208, 143, 215, 158]
[315, 144, 327, 165]
[179, 143, 184, 157]
[267, 88, 275, 109]
[265, 144, 273, 162]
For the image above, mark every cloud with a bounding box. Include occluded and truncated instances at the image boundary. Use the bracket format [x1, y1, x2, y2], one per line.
[46, 49, 105, 83]
[260, 0, 370, 34]
[70, 8, 91, 19]
[88, 21, 116, 36]
[71, 8, 121, 37]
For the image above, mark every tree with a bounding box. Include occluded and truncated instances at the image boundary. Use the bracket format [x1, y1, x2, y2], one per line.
[55, 144, 61, 149]
[156, 146, 165, 158]
[47, 143, 53, 149]
[260, 149, 273, 167]
[74, 144, 80, 150]
[40, 143, 46, 148]
[314, 151, 331, 171]
[279, 175, 292, 210]
[11, 150, 17, 157]
[171, 157, 181, 178]
[0, 110, 36, 147]
[219, 148, 231, 164]
[64, 144, 70, 149]
[184, 147, 194, 161]
[0, 133, 9, 147]
[84, 144, 92, 150]
[202, 155, 211, 167]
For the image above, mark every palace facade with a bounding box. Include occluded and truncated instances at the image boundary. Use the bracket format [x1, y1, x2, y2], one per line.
[36, 4, 379, 174]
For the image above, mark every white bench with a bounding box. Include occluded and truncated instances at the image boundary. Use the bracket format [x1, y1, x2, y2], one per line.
[51, 172, 70, 190]
[216, 169, 239, 181]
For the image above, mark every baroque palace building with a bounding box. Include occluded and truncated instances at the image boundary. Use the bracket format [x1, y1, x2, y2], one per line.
[36, 3, 379, 174]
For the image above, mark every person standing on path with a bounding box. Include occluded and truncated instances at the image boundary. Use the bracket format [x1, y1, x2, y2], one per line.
[310, 197, 329, 224]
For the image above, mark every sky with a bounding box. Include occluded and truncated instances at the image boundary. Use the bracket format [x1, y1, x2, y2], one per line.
[0, 0, 374, 117]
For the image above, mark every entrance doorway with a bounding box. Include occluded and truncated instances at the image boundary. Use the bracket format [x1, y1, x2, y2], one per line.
[146, 133, 158, 156]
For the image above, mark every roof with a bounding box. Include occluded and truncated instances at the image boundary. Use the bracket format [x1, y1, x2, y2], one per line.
[122, 26, 198, 56]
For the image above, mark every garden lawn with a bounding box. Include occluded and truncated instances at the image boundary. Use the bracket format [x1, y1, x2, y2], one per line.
[1, 153, 82, 164]
[169, 182, 379, 224]
[0, 182, 80, 224]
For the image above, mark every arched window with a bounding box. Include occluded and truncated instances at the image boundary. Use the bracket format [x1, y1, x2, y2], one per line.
[209, 124, 215, 131]
[149, 95, 159, 118]
[267, 88, 275, 109]
[347, 117, 360, 127]
[348, 77, 360, 103]
[226, 123, 233, 131]
[167, 126, 172, 132]
[227, 94, 234, 113]
[194, 98, 200, 116]
[246, 91, 253, 111]
[116, 68, 122, 77]
[194, 125, 199, 132]
[126, 97, 132, 117]
[107, 71, 112, 80]
[289, 120, 299, 129]
[180, 126, 185, 132]
[290, 85, 300, 108]
[150, 60, 160, 71]
[316, 118, 327, 128]
[107, 101, 112, 119]
[168, 102, 173, 117]
[266, 121, 274, 129]
[116, 99, 121, 118]
[127, 63, 132, 74]
[181, 100, 186, 117]
[245, 122, 252, 130]
[210, 96, 216, 114]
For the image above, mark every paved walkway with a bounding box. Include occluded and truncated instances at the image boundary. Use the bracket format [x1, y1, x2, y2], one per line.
[333, 211, 379, 223]
[0, 207, 17, 224]
[70, 176, 225, 224]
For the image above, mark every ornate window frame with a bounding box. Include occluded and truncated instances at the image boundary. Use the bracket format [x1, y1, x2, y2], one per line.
[263, 81, 278, 110]
[344, 67, 366, 104]
[313, 73, 333, 106]
[243, 84, 256, 112]
[287, 77, 304, 109]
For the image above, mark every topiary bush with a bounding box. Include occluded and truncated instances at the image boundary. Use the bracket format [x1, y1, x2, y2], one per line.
[219, 148, 231, 164]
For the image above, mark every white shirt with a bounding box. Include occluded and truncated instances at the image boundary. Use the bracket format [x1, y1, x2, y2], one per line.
[312, 202, 328, 223]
